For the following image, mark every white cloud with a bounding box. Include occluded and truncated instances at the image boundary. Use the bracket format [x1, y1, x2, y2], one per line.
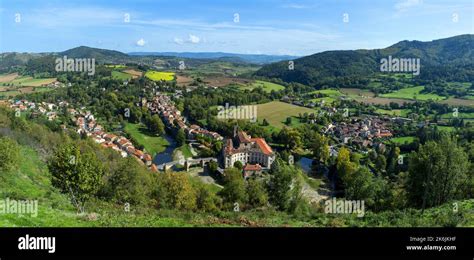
[188, 34, 200, 44]
[136, 38, 146, 46]
[173, 34, 201, 45]
[174, 37, 184, 45]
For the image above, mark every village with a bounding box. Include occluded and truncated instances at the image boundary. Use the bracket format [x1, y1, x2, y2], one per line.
[9, 99, 159, 172]
[325, 116, 394, 152]
[146, 92, 223, 141]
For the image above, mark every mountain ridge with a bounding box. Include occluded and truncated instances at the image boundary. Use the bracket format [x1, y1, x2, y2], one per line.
[255, 34, 474, 86]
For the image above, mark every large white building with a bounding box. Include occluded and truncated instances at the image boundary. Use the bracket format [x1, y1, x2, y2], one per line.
[222, 129, 275, 171]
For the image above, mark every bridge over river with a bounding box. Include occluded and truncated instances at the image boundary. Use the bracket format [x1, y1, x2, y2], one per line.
[157, 157, 218, 172]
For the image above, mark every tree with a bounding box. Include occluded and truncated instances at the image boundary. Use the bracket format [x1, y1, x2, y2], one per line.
[159, 172, 197, 210]
[196, 185, 218, 212]
[312, 133, 330, 164]
[48, 144, 105, 212]
[218, 168, 247, 208]
[176, 128, 186, 146]
[208, 160, 218, 175]
[262, 118, 269, 126]
[285, 117, 292, 125]
[387, 146, 401, 176]
[233, 161, 243, 170]
[106, 157, 153, 205]
[0, 137, 20, 173]
[336, 147, 357, 179]
[278, 127, 302, 150]
[148, 114, 164, 135]
[375, 154, 387, 174]
[343, 166, 374, 201]
[407, 136, 470, 209]
[246, 178, 268, 208]
[267, 163, 293, 211]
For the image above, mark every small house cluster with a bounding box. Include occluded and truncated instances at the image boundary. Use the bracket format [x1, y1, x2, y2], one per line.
[9, 100, 64, 121]
[325, 116, 393, 150]
[147, 92, 223, 141]
[73, 113, 156, 171]
[9, 99, 158, 172]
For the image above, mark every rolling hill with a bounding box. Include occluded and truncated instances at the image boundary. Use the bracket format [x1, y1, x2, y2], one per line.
[255, 34, 474, 87]
[59, 46, 131, 63]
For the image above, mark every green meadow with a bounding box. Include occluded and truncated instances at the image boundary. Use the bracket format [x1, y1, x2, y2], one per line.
[257, 101, 316, 129]
[124, 123, 170, 156]
[381, 86, 445, 101]
[239, 80, 285, 93]
[111, 71, 133, 80]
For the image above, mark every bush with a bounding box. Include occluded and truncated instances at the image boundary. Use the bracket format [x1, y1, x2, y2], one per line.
[0, 137, 20, 173]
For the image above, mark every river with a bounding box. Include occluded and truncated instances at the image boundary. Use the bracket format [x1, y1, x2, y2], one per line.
[153, 133, 178, 165]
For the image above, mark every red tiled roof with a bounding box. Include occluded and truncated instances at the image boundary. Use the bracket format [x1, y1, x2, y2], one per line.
[251, 138, 273, 155]
[133, 149, 144, 158]
[244, 164, 262, 171]
[143, 154, 152, 161]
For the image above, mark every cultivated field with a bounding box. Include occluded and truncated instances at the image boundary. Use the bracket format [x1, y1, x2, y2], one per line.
[111, 71, 132, 80]
[439, 98, 474, 107]
[340, 88, 375, 97]
[381, 86, 445, 101]
[352, 96, 415, 105]
[123, 69, 143, 78]
[0, 73, 19, 82]
[176, 74, 194, 86]
[145, 71, 175, 81]
[1, 76, 57, 87]
[376, 108, 411, 117]
[205, 76, 252, 87]
[0, 74, 57, 99]
[257, 101, 315, 129]
[239, 80, 285, 93]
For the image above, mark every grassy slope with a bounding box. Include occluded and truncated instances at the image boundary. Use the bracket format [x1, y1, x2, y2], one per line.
[381, 86, 445, 101]
[239, 80, 285, 93]
[124, 123, 169, 156]
[390, 136, 416, 144]
[257, 101, 315, 129]
[111, 70, 132, 80]
[0, 146, 89, 227]
[1, 144, 473, 227]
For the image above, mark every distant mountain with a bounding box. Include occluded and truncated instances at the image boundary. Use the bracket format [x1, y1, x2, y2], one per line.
[128, 51, 299, 64]
[0, 52, 47, 71]
[59, 46, 131, 63]
[255, 34, 474, 86]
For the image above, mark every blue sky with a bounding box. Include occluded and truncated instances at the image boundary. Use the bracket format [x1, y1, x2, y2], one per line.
[0, 0, 472, 55]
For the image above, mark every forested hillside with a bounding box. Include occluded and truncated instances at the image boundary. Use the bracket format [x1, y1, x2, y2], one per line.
[0, 106, 473, 227]
[255, 34, 474, 88]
